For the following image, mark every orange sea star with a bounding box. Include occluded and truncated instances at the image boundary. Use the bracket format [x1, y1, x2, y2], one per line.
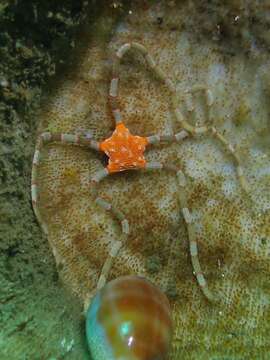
[99, 122, 148, 173]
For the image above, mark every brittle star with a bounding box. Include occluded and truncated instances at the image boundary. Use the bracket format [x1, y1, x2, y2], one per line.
[31, 42, 249, 302]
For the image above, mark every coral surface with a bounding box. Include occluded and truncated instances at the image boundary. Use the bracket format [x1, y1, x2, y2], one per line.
[34, 1, 270, 359]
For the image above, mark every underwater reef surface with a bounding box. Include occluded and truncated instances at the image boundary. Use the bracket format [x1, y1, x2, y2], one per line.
[1, 1, 270, 359]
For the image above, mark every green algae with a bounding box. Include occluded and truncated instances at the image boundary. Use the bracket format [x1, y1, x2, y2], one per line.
[0, 1, 102, 359]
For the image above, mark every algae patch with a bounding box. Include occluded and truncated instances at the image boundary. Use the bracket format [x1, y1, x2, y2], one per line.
[0, 1, 100, 359]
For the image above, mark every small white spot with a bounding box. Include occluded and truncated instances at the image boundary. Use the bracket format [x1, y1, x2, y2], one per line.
[121, 219, 129, 234]
[128, 337, 134, 346]
[85, 132, 92, 139]
[197, 273, 206, 287]
[146, 162, 162, 170]
[182, 208, 192, 224]
[109, 78, 119, 97]
[228, 144, 235, 153]
[190, 241, 198, 256]
[33, 150, 40, 165]
[177, 170, 186, 187]
[121, 146, 127, 153]
[41, 132, 52, 141]
[31, 184, 37, 201]
[109, 241, 122, 257]
[175, 130, 188, 141]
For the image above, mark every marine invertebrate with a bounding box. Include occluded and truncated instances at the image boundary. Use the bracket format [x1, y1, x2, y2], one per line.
[31, 42, 248, 303]
[86, 275, 173, 360]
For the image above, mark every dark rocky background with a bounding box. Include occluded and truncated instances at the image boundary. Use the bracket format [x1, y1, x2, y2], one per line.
[0, 1, 97, 359]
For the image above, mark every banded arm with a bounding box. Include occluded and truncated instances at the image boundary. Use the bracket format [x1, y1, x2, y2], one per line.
[109, 42, 178, 124]
[173, 86, 249, 193]
[144, 161, 217, 302]
[90, 168, 130, 290]
[31, 131, 101, 234]
[110, 42, 191, 148]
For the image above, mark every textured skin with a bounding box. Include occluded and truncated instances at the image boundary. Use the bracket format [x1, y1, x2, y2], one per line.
[100, 122, 148, 173]
[34, 2, 270, 359]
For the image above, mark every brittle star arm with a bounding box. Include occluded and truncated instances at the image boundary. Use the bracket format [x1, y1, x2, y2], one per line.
[31, 131, 101, 234]
[172, 86, 248, 193]
[90, 168, 130, 290]
[110, 42, 190, 141]
[144, 161, 216, 302]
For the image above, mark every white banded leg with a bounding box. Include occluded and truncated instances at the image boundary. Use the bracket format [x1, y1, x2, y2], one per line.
[211, 127, 248, 192]
[31, 132, 101, 234]
[173, 86, 210, 135]
[31, 136, 49, 235]
[115, 42, 176, 92]
[173, 87, 249, 193]
[40, 131, 100, 150]
[146, 129, 189, 146]
[90, 168, 130, 290]
[144, 161, 216, 302]
[109, 42, 177, 125]
[176, 168, 216, 302]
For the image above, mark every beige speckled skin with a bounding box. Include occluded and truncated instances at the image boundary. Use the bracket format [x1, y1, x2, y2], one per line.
[34, 2, 270, 359]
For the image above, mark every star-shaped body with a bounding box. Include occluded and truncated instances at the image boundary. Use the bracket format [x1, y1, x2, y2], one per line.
[100, 122, 148, 173]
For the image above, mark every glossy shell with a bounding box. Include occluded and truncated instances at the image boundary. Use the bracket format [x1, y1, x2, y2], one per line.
[86, 275, 173, 360]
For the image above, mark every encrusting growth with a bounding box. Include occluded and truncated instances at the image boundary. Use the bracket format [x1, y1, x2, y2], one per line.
[31, 42, 249, 302]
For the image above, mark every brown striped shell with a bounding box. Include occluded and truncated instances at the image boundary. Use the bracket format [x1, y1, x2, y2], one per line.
[86, 276, 173, 360]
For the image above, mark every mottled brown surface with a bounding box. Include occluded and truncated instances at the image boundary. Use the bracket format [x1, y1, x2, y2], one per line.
[35, 2, 270, 359]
